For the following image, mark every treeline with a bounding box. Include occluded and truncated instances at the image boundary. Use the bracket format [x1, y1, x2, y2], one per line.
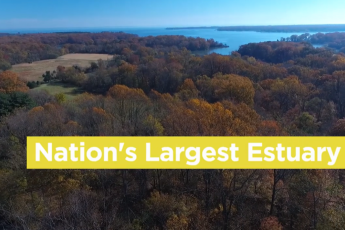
[2, 33, 345, 229]
[0, 32, 227, 67]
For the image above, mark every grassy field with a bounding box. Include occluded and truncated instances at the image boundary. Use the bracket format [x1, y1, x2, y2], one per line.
[32, 82, 84, 100]
[12, 53, 113, 82]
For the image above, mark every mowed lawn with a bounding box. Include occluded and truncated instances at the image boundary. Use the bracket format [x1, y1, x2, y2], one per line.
[12, 53, 113, 82]
[32, 82, 84, 100]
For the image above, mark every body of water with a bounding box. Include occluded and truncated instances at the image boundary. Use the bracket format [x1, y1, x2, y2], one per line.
[119, 28, 312, 55]
[0, 27, 329, 55]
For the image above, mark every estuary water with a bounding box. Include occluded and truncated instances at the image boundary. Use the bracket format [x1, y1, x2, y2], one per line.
[117, 28, 309, 55]
[0, 27, 325, 55]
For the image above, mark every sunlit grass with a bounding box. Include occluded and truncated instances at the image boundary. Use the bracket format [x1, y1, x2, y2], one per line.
[32, 82, 84, 100]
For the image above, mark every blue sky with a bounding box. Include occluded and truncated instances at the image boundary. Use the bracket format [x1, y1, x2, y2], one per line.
[0, 0, 345, 29]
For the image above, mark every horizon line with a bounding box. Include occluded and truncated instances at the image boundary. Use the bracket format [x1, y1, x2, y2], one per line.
[2, 23, 345, 30]
[2, 23, 345, 34]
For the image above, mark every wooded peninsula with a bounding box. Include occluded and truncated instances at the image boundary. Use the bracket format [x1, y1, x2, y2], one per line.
[167, 24, 345, 33]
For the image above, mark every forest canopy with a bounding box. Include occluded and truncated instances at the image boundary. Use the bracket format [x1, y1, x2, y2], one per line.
[0, 32, 227, 66]
[1, 31, 345, 229]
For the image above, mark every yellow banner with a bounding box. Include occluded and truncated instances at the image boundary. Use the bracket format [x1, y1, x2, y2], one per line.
[27, 136, 345, 169]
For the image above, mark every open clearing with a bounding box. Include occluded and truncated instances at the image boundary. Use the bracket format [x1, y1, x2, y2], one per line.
[12, 53, 113, 82]
[32, 82, 84, 100]
[57, 53, 113, 60]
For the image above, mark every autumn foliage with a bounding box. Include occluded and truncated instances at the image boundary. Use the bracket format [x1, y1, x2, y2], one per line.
[1, 32, 345, 229]
[0, 70, 29, 93]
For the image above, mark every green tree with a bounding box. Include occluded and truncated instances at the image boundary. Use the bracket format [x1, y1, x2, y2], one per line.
[0, 92, 35, 117]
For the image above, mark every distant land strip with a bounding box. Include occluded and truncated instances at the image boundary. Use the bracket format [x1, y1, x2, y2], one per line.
[53, 31, 92, 34]
[167, 24, 345, 33]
